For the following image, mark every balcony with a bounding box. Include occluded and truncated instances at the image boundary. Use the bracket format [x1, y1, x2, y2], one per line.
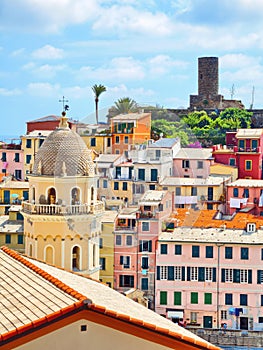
[115, 225, 137, 233]
[22, 201, 104, 216]
[236, 147, 260, 153]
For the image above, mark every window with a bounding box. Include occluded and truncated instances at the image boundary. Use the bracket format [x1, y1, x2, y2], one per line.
[114, 182, 119, 190]
[141, 278, 148, 290]
[14, 153, 20, 162]
[191, 187, 197, 196]
[26, 139, 32, 148]
[229, 158, 236, 166]
[197, 161, 203, 169]
[205, 267, 213, 282]
[245, 160, 252, 171]
[90, 138, 96, 146]
[174, 292, 182, 305]
[221, 310, 227, 320]
[115, 235, 122, 245]
[124, 136, 129, 144]
[126, 235, 132, 246]
[151, 169, 158, 181]
[160, 266, 168, 280]
[99, 238, 103, 249]
[233, 188, 239, 197]
[225, 247, 233, 259]
[139, 240, 152, 252]
[240, 294, 248, 306]
[192, 245, 200, 258]
[107, 137, 111, 147]
[241, 247, 249, 260]
[261, 295, 263, 306]
[190, 312, 197, 323]
[39, 139, 44, 147]
[156, 150, 161, 159]
[225, 293, 233, 305]
[191, 292, 198, 304]
[191, 267, 198, 281]
[115, 136, 120, 144]
[175, 187, 181, 195]
[26, 155, 32, 164]
[204, 293, 212, 305]
[243, 188, 249, 198]
[17, 235, 24, 244]
[142, 222, 149, 231]
[100, 257, 105, 270]
[247, 223, 256, 233]
[239, 139, 245, 150]
[119, 275, 134, 287]
[2, 169, 6, 174]
[138, 169, 145, 181]
[120, 256, 130, 268]
[122, 182, 127, 191]
[175, 244, 182, 255]
[252, 139, 258, 150]
[160, 244, 168, 254]
[15, 170, 22, 180]
[206, 246, 213, 258]
[160, 291, 167, 305]
[5, 234, 11, 244]
[141, 256, 149, 269]
[174, 266, 182, 280]
[2, 152, 6, 161]
[103, 180, 108, 188]
[182, 160, 190, 168]
[240, 269, 248, 283]
[225, 269, 233, 282]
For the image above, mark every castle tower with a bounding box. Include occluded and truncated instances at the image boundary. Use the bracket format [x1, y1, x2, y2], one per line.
[22, 112, 104, 279]
[198, 57, 219, 97]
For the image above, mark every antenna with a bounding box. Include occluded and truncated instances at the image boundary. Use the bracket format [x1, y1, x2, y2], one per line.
[250, 86, 255, 109]
[230, 84, 235, 99]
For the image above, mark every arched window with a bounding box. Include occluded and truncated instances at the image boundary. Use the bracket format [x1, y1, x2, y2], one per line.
[71, 187, 80, 205]
[45, 246, 54, 264]
[48, 187, 56, 204]
[72, 246, 80, 271]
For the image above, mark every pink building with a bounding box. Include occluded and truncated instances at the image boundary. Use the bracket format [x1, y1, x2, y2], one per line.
[173, 148, 213, 178]
[213, 129, 263, 179]
[226, 179, 263, 216]
[155, 209, 263, 331]
[114, 190, 172, 309]
[0, 142, 24, 180]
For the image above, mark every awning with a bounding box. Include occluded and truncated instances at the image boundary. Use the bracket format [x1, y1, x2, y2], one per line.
[167, 311, 183, 319]
[118, 214, 137, 219]
[11, 194, 19, 198]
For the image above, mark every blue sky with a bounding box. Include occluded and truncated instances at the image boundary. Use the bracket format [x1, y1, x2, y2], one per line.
[1, 0, 263, 136]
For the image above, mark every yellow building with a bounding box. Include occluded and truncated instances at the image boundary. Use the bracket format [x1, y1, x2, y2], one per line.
[21, 130, 51, 178]
[21, 113, 104, 279]
[81, 133, 112, 155]
[210, 162, 238, 182]
[0, 205, 24, 253]
[0, 176, 29, 209]
[99, 210, 118, 287]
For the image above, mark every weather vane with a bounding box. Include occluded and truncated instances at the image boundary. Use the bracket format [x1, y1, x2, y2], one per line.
[59, 96, 69, 111]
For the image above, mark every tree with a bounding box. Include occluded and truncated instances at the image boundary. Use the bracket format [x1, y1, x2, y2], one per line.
[112, 97, 138, 115]
[92, 84, 106, 124]
[216, 108, 252, 130]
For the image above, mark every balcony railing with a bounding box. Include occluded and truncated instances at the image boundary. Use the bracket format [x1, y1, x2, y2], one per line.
[115, 226, 137, 232]
[22, 201, 104, 215]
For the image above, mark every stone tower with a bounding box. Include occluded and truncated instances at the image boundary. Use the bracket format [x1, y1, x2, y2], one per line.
[22, 112, 104, 279]
[198, 57, 218, 97]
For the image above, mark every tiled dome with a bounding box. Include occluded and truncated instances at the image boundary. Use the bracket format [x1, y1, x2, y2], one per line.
[33, 113, 94, 176]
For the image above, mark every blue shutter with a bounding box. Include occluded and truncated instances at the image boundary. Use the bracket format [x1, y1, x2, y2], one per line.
[233, 269, 240, 283]
[120, 256, 123, 265]
[248, 270, 252, 284]
[157, 266, 160, 280]
[221, 268, 225, 282]
[257, 270, 262, 284]
[168, 266, 174, 280]
[198, 267, 205, 282]
[212, 268, 217, 282]
[187, 267, 191, 281]
[182, 266, 185, 281]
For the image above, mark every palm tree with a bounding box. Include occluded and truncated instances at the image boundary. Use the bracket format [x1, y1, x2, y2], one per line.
[92, 84, 106, 124]
[113, 97, 138, 115]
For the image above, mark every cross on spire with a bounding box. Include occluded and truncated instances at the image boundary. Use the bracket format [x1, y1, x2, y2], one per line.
[59, 96, 69, 111]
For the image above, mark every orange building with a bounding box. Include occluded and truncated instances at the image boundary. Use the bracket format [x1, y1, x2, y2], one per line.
[111, 112, 151, 154]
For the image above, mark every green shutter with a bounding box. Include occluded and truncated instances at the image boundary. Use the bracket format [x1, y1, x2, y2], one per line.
[174, 292, 181, 305]
[160, 291, 167, 305]
[191, 292, 198, 304]
[204, 293, 212, 304]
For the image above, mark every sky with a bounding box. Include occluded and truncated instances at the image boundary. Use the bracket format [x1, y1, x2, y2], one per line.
[1, 0, 263, 137]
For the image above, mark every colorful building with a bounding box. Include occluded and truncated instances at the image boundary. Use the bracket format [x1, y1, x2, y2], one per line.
[111, 112, 151, 154]
[81, 133, 112, 155]
[0, 176, 29, 206]
[99, 210, 118, 288]
[213, 129, 263, 179]
[21, 113, 104, 279]
[26, 114, 77, 133]
[155, 209, 263, 331]
[0, 141, 23, 180]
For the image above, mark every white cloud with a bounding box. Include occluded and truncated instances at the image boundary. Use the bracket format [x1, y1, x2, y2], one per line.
[0, 88, 21, 96]
[10, 48, 25, 57]
[27, 82, 61, 96]
[23, 62, 67, 79]
[32, 45, 64, 59]
[148, 55, 188, 75]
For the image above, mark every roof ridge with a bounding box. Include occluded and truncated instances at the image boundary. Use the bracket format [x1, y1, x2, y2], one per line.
[1, 246, 87, 302]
